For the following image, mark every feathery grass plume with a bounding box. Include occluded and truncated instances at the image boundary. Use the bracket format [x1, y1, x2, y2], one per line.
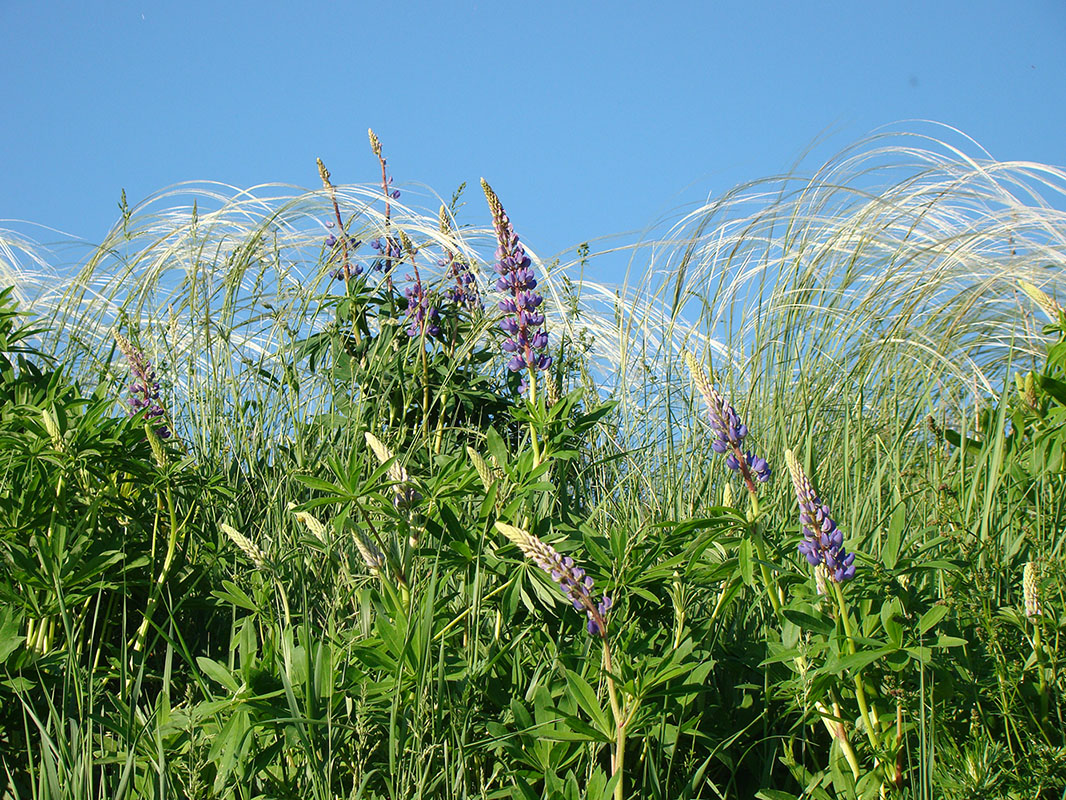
[785, 449, 856, 584]
[684, 351, 770, 490]
[114, 331, 172, 440]
[288, 502, 328, 544]
[221, 523, 267, 570]
[481, 179, 551, 396]
[495, 522, 611, 637]
[1023, 561, 1042, 619]
[1019, 280, 1064, 323]
[365, 432, 421, 508]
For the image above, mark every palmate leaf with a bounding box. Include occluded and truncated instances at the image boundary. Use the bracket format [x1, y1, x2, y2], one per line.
[563, 668, 611, 737]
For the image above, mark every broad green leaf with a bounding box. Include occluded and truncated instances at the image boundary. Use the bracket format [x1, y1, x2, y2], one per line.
[196, 657, 240, 693]
[738, 538, 754, 586]
[880, 598, 904, 648]
[834, 646, 894, 673]
[882, 503, 905, 570]
[917, 604, 949, 635]
[783, 606, 835, 635]
[935, 634, 969, 649]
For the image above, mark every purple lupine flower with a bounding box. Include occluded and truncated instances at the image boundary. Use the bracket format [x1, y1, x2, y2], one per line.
[114, 332, 172, 439]
[684, 351, 770, 491]
[399, 232, 440, 339]
[495, 522, 611, 637]
[369, 236, 404, 272]
[324, 224, 364, 280]
[726, 450, 772, 483]
[404, 274, 441, 338]
[481, 180, 551, 390]
[785, 449, 856, 584]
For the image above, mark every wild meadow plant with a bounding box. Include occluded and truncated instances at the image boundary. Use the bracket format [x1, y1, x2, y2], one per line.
[4, 130, 1066, 798]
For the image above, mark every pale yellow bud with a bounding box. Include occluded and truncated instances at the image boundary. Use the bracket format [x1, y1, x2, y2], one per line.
[1023, 561, 1042, 619]
[41, 408, 63, 450]
[221, 524, 267, 570]
[316, 158, 332, 189]
[288, 502, 328, 544]
[722, 482, 734, 508]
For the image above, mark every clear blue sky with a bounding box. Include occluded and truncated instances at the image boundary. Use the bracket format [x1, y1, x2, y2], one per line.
[2, 1, 1064, 278]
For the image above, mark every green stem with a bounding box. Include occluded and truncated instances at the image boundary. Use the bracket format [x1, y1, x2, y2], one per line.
[751, 529, 783, 617]
[602, 640, 626, 800]
[131, 477, 179, 655]
[1034, 623, 1050, 731]
[420, 345, 431, 440]
[832, 580, 881, 752]
[527, 369, 542, 468]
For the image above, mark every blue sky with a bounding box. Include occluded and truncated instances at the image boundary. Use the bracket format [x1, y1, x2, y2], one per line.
[2, 1, 1064, 279]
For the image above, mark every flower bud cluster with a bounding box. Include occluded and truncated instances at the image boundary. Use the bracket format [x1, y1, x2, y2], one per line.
[785, 450, 856, 583]
[1023, 560, 1042, 619]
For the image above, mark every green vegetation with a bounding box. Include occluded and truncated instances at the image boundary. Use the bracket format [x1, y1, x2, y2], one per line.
[1, 130, 1064, 798]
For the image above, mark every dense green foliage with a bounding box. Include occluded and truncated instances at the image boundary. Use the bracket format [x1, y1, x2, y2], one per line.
[2, 133, 1065, 799]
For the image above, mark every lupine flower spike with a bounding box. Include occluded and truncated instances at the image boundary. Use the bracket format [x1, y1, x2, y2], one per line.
[495, 522, 611, 637]
[785, 449, 856, 585]
[317, 158, 362, 280]
[481, 179, 551, 397]
[354, 530, 386, 573]
[368, 129, 402, 284]
[684, 351, 770, 492]
[288, 502, 328, 544]
[114, 332, 172, 442]
[440, 205, 482, 311]
[1018, 280, 1064, 323]
[400, 231, 441, 338]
